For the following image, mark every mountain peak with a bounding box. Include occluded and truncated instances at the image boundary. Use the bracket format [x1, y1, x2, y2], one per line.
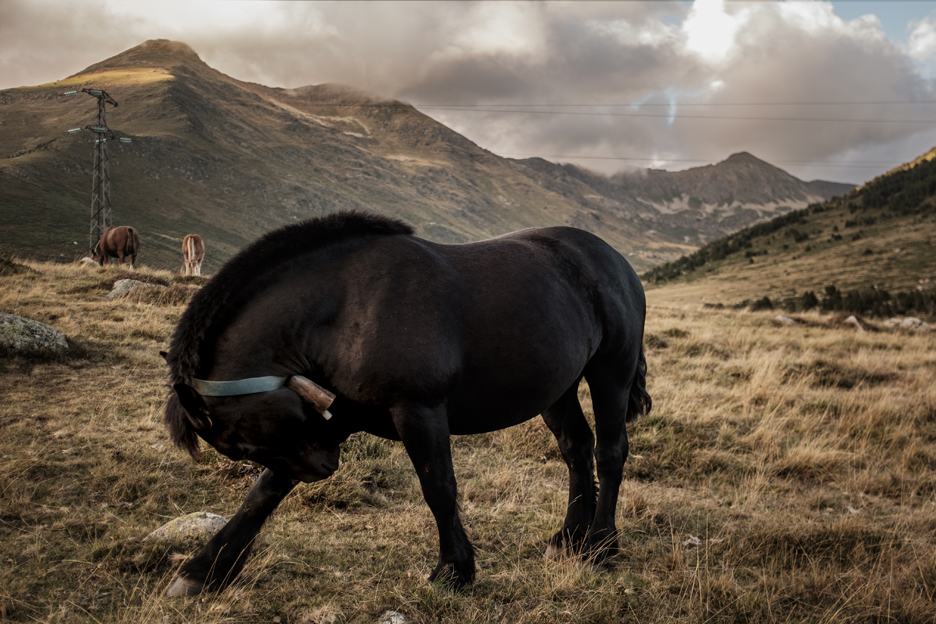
[132, 39, 201, 61]
[723, 152, 765, 166]
[74, 39, 204, 77]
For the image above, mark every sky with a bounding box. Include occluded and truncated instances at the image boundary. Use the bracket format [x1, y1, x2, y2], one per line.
[4, 1, 936, 185]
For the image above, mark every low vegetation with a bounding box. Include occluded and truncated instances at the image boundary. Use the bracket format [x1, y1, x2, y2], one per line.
[642, 155, 936, 311]
[2, 260, 935, 623]
[709, 284, 936, 320]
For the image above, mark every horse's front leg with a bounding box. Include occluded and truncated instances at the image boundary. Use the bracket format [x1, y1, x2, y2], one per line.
[392, 404, 475, 589]
[166, 468, 296, 596]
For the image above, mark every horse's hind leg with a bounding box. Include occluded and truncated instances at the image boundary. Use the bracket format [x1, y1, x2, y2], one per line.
[582, 355, 637, 568]
[166, 468, 296, 596]
[541, 380, 596, 559]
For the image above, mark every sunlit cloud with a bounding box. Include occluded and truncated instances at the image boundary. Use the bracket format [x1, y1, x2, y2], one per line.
[682, 0, 747, 63]
[908, 17, 936, 62]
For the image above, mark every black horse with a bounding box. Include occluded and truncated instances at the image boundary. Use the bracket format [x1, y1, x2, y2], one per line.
[163, 210, 651, 596]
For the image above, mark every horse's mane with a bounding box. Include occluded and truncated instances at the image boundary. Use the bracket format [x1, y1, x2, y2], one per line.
[164, 210, 413, 458]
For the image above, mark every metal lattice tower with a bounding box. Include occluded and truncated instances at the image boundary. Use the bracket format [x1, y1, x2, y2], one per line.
[64, 88, 131, 255]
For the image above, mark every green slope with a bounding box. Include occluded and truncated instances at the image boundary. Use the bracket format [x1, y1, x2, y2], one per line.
[644, 151, 936, 317]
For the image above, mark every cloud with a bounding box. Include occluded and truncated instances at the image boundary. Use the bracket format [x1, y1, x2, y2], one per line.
[682, 0, 749, 63]
[393, 1, 936, 184]
[0, 0, 142, 87]
[908, 17, 936, 62]
[1, 0, 935, 184]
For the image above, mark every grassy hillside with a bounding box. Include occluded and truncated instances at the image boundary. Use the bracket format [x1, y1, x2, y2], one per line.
[643, 151, 936, 315]
[1, 40, 852, 276]
[0, 40, 675, 274]
[2, 260, 935, 623]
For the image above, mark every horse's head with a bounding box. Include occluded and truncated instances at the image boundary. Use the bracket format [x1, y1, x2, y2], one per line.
[89, 247, 104, 265]
[169, 377, 340, 483]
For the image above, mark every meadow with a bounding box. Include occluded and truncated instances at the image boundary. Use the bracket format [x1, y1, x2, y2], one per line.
[1, 259, 934, 623]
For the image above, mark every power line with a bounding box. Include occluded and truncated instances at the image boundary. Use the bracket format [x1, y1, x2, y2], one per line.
[417, 106, 936, 124]
[413, 100, 936, 108]
[613, 0, 936, 2]
[497, 153, 903, 170]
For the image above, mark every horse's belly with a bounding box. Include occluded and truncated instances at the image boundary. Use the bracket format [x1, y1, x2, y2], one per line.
[446, 360, 585, 435]
[447, 407, 542, 435]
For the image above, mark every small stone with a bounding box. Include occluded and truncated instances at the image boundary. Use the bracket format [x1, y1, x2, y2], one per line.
[106, 279, 166, 300]
[843, 315, 865, 333]
[885, 317, 932, 332]
[144, 512, 227, 550]
[377, 611, 407, 624]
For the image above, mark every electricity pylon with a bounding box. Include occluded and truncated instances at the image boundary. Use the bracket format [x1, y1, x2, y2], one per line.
[64, 88, 132, 255]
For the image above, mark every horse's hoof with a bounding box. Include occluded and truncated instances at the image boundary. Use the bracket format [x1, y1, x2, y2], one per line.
[543, 543, 565, 560]
[166, 576, 204, 597]
[428, 563, 473, 590]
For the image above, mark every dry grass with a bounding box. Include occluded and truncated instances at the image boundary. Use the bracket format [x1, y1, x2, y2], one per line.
[1, 260, 934, 623]
[645, 208, 936, 307]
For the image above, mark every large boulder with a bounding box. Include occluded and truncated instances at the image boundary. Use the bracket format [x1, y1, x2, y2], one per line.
[0, 313, 68, 354]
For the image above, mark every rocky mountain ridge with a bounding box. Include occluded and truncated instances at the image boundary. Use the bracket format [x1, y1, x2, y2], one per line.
[0, 39, 852, 272]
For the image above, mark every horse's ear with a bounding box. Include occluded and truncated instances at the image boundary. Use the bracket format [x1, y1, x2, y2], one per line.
[173, 383, 213, 432]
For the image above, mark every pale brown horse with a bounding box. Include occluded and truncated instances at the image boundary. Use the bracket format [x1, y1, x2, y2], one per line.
[182, 234, 205, 276]
[91, 226, 140, 269]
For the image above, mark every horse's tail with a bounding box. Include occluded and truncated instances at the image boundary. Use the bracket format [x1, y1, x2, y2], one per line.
[626, 347, 652, 422]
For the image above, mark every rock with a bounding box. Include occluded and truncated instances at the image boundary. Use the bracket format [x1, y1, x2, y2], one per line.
[299, 607, 341, 624]
[106, 278, 166, 300]
[844, 315, 865, 333]
[299, 605, 344, 624]
[377, 611, 407, 624]
[775, 315, 795, 324]
[900, 317, 931, 332]
[80, 257, 98, 266]
[884, 317, 932, 332]
[0, 313, 68, 354]
[143, 512, 227, 551]
[682, 535, 702, 549]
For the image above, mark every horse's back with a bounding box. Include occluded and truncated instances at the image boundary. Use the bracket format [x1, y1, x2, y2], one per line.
[475, 225, 646, 335]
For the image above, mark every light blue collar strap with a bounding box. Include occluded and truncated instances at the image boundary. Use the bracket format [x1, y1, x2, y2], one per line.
[192, 376, 288, 397]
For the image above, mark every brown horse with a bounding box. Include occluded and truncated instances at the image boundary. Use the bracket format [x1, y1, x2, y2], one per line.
[182, 234, 205, 276]
[91, 226, 140, 269]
